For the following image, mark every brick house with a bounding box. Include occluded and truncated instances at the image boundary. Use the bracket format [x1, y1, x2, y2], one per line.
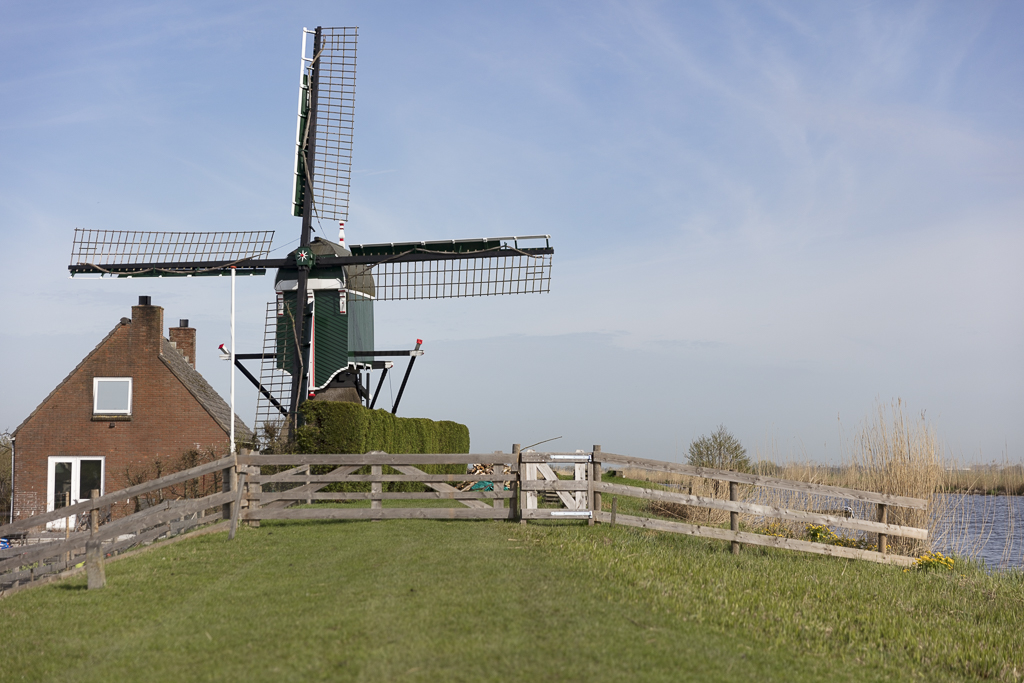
[10, 296, 251, 525]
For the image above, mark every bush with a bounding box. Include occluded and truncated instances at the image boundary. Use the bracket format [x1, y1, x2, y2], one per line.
[645, 425, 750, 525]
[687, 425, 750, 472]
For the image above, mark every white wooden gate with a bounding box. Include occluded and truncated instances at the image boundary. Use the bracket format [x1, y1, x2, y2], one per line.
[518, 449, 599, 521]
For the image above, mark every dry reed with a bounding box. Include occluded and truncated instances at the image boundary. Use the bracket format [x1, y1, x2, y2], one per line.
[628, 400, 950, 557]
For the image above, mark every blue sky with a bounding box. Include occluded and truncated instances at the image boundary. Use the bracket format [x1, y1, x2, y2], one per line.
[1, 1, 1021, 463]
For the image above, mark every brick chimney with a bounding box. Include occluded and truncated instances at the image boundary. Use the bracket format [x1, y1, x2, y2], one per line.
[169, 319, 196, 368]
[130, 296, 163, 355]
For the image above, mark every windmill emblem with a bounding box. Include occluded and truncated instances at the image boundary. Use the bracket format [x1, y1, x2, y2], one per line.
[68, 26, 554, 441]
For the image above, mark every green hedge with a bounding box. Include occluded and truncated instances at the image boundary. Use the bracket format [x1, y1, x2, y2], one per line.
[294, 401, 470, 493]
[296, 401, 469, 454]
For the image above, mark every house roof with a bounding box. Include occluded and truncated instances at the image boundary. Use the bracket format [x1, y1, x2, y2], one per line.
[160, 338, 253, 441]
[12, 319, 129, 437]
[13, 317, 253, 443]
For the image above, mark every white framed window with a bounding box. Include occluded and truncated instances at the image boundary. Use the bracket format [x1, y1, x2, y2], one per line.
[46, 456, 105, 529]
[93, 377, 132, 415]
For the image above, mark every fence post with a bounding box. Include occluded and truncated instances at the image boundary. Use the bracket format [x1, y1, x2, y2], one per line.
[611, 496, 617, 527]
[877, 503, 888, 555]
[514, 444, 524, 525]
[591, 445, 602, 525]
[229, 472, 246, 541]
[86, 489, 105, 590]
[371, 464, 383, 514]
[729, 479, 740, 555]
[246, 461, 261, 528]
[509, 450, 520, 521]
[222, 460, 236, 521]
[305, 464, 312, 506]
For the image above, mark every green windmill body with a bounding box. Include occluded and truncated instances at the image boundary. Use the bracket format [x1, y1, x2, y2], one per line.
[275, 238, 375, 398]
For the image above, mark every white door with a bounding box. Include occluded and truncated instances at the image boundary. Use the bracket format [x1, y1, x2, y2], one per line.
[46, 457, 104, 530]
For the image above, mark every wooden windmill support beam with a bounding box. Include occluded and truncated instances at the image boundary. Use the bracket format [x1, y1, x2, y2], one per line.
[370, 366, 389, 409]
[234, 357, 287, 416]
[391, 355, 418, 415]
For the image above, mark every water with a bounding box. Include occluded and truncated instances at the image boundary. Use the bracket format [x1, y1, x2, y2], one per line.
[654, 482, 1024, 570]
[934, 494, 1024, 571]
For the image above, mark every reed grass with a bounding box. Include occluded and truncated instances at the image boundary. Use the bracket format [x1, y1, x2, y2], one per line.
[624, 400, 955, 558]
[942, 464, 1024, 496]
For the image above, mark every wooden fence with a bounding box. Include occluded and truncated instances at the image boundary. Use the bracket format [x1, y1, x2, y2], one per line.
[0, 455, 240, 595]
[238, 453, 516, 522]
[0, 445, 930, 594]
[589, 450, 928, 567]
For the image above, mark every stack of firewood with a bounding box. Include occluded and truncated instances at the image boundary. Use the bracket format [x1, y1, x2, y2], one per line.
[458, 464, 512, 491]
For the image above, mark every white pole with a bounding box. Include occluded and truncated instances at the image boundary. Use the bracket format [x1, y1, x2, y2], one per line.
[230, 267, 236, 455]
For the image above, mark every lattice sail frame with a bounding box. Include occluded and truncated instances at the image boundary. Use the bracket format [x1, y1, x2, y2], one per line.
[368, 249, 553, 301]
[70, 229, 274, 272]
[294, 26, 357, 224]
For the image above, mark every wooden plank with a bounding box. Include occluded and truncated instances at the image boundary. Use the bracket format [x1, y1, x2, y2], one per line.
[0, 455, 237, 536]
[535, 464, 579, 509]
[575, 462, 587, 510]
[0, 536, 82, 575]
[521, 509, 593, 519]
[595, 453, 928, 510]
[390, 465, 492, 510]
[249, 473, 516, 484]
[257, 491, 515, 502]
[94, 492, 234, 543]
[102, 514, 212, 556]
[524, 462, 537, 511]
[251, 464, 313, 485]
[240, 454, 514, 466]
[251, 465, 361, 486]
[594, 482, 927, 540]
[247, 507, 511, 521]
[595, 512, 916, 566]
[521, 480, 589, 492]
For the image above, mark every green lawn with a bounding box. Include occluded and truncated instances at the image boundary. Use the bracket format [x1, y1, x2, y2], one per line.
[1, 517, 1022, 682]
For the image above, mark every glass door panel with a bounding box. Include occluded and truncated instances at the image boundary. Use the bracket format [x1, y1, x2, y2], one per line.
[79, 460, 102, 500]
[53, 462, 72, 510]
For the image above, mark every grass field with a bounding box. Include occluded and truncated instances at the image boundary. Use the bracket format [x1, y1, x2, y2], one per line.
[2, 515, 1023, 682]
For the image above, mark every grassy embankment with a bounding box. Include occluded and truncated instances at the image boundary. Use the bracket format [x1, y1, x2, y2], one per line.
[2, 509, 1022, 682]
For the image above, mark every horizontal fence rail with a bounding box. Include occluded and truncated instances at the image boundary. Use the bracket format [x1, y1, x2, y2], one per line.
[598, 512, 917, 567]
[595, 452, 929, 510]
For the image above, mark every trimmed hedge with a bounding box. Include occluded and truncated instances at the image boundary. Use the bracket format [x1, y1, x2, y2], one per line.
[296, 401, 469, 455]
[294, 401, 470, 493]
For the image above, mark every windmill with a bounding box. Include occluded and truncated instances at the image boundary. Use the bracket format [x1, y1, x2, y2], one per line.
[68, 26, 553, 443]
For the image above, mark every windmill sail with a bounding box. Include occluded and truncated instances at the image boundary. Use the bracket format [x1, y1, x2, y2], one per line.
[293, 26, 357, 224]
[351, 235, 553, 300]
[69, 229, 274, 276]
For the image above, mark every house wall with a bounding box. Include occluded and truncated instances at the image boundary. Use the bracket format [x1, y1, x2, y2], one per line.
[12, 303, 229, 522]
